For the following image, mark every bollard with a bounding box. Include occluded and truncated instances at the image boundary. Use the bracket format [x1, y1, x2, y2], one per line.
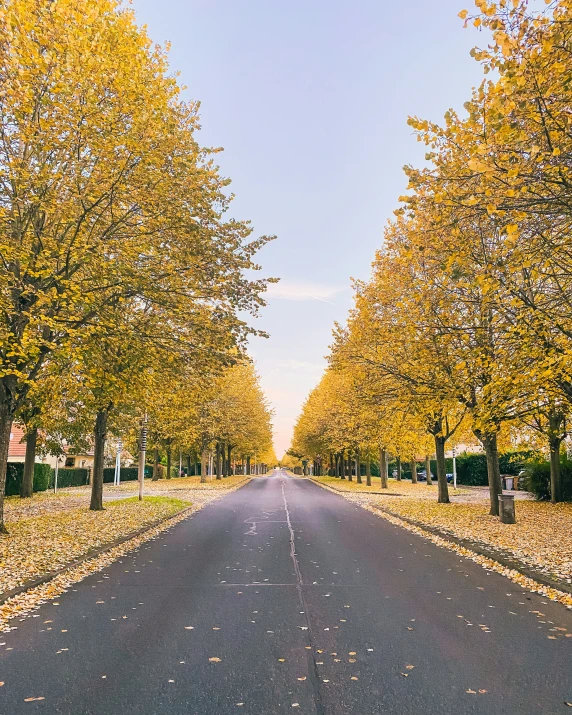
[498, 494, 516, 524]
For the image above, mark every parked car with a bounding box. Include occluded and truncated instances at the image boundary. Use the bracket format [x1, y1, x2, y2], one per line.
[446, 473, 454, 482]
[416, 470, 434, 482]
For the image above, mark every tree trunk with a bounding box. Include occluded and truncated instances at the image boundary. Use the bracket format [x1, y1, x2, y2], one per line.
[480, 431, 502, 516]
[226, 444, 232, 478]
[166, 445, 172, 480]
[380, 448, 388, 489]
[411, 458, 418, 484]
[348, 451, 353, 482]
[340, 451, 346, 480]
[396, 456, 402, 481]
[548, 411, 564, 503]
[201, 447, 208, 483]
[356, 448, 362, 484]
[20, 426, 38, 498]
[366, 452, 372, 487]
[246, 455, 251, 476]
[152, 446, 160, 481]
[549, 436, 562, 504]
[0, 393, 15, 533]
[90, 408, 109, 511]
[187, 454, 192, 476]
[434, 435, 450, 504]
[425, 454, 432, 486]
[216, 442, 222, 480]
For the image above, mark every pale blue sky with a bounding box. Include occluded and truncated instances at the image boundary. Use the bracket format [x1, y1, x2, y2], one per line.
[131, 0, 485, 456]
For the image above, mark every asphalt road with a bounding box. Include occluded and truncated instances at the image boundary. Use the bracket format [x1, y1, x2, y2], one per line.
[1, 471, 571, 715]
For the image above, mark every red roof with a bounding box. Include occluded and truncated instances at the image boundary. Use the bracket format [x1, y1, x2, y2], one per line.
[9, 424, 27, 458]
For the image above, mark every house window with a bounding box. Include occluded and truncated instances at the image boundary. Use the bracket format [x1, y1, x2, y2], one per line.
[65, 457, 75, 467]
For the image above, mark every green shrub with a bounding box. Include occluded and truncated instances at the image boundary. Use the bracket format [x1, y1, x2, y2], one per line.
[52, 468, 89, 488]
[103, 466, 153, 482]
[522, 458, 572, 501]
[33, 463, 52, 492]
[5, 462, 53, 495]
[429, 450, 537, 487]
[104, 467, 138, 483]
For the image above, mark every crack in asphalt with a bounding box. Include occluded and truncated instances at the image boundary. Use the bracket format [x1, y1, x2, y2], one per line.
[281, 477, 326, 715]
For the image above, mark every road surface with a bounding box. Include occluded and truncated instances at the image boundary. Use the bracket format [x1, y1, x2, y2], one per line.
[0, 471, 570, 714]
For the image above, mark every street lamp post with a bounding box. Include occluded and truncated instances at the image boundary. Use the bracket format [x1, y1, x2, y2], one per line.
[138, 414, 148, 501]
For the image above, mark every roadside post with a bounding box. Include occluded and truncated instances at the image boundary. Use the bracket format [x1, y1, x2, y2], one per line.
[498, 493, 516, 524]
[138, 414, 148, 501]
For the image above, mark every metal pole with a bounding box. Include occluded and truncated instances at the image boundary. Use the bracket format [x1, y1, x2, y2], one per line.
[54, 458, 59, 494]
[452, 447, 457, 489]
[138, 414, 148, 501]
[114, 439, 122, 486]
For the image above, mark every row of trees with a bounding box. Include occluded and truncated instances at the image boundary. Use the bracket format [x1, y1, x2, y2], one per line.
[291, 0, 572, 512]
[0, 0, 275, 530]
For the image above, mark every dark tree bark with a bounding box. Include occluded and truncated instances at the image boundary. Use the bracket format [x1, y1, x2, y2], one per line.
[380, 448, 388, 488]
[340, 451, 346, 480]
[434, 435, 450, 504]
[0, 382, 17, 532]
[200, 447, 208, 483]
[410, 458, 418, 484]
[216, 442, 222, 480]
[347, 451, 353, 482]
[395, 456, 402, 482]
[356, 448, 362, 484]
[478, 431, 502, 516]
[186, 454, 192, 476]
[90, 407, 110, 511]
[152, 446, 160, 481]
[366, 452, 372, 487]
[166, 444, 172, 480]
[20, 426, 38, 498]
[226, 444, 232, 478]
[548, 410, 565, 503]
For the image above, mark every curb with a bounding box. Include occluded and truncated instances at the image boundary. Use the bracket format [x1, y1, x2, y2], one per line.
[309, 478, 572, 597]
[309, 477, 405, 496]
[0, 478, 252, 606]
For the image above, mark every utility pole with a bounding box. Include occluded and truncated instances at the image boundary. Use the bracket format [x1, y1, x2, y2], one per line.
[138, 414, 148, 501]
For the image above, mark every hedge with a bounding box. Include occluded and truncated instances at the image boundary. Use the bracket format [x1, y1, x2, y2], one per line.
[384, 450, 537, 487]
[51, 468, 89, 488]
[103, 466, 153, 483]
[5, 462, 53, 496]
[522, 458, 572, 501]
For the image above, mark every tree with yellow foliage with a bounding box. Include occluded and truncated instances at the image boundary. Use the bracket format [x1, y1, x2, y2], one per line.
[0, 0, 273, 530]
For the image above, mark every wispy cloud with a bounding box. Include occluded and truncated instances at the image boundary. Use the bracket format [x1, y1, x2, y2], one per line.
[272, 359, 325, 374]
[266, 281, 343, 305]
